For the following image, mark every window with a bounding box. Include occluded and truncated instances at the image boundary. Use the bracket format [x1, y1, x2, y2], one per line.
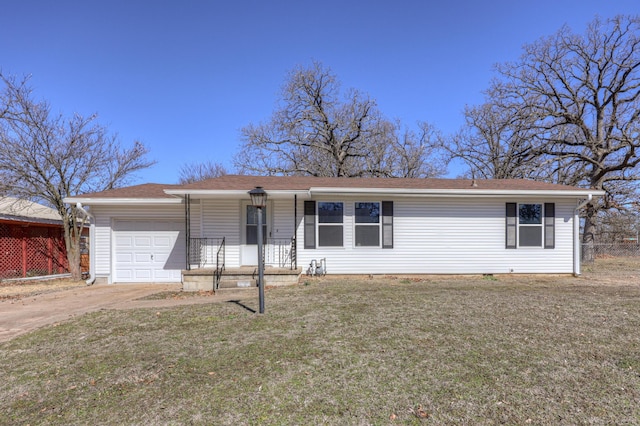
[304, 200, 394, 249]
[355, 202, 380, 246]
[246, 205, 267, 245]
[506, 202, 555, 249]
[318, 202, 343, 247]
[518, 204, 542, 247]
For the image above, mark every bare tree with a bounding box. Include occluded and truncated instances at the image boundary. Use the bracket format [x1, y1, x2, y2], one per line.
[234, 61, 442, 178]
[178, 160, 227, 184]
[443, 100, 539, 179]
[0, 73, 155, 279]
[450, 15, 640, 260]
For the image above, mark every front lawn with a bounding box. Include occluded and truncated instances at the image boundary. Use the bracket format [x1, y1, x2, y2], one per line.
[1, 272, 640, 424]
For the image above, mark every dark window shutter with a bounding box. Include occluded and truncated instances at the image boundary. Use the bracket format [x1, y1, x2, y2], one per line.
[382, 201, 393, 249]
[544, 203, 555, 249]
[304, 201, 316, 249]
[506, 203, 517, 249]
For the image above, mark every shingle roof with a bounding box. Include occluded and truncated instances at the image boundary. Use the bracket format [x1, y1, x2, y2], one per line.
[178, 175, 582, 191]
[69, 175, 592, 199]
[0, 197, 62, 223]
[73, 183, 181, 199]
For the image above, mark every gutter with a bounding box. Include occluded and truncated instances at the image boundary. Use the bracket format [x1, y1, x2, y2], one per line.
[309, 187, 604, 198]
[76, 203, 96, 285]
[64, 197, 182, 205]
[573, 194, 593, 276]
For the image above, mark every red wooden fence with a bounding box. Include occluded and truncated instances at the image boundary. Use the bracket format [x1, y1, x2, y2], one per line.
[0, 221, 69, 279]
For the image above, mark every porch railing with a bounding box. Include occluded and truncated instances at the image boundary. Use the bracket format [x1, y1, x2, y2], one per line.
[265, 237, 296, 269]
[189, 237, 296, 270]
[189, 237, 225, 269]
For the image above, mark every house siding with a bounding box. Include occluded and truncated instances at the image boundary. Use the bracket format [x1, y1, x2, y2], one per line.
[295, 196, 576, 274]
[193, 198, 296, 268]
[199, 199, 240, 267]
[87, 194, 579, 281]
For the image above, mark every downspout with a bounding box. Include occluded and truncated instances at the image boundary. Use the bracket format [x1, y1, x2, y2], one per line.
[573, 194, 593, 276]
[76, 202, 96, 285]
[185, 194, 191, 271]
[293, 194, 297, 270]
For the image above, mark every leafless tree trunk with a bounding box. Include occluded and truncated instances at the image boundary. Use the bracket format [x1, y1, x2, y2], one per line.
[0, 73, 155, 280]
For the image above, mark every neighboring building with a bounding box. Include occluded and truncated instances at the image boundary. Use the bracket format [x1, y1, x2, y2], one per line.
[0, 197, 68, 279]
[64, 175, 603, 287]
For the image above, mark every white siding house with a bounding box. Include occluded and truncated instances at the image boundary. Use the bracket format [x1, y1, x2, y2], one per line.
[64, 175, 603, 285]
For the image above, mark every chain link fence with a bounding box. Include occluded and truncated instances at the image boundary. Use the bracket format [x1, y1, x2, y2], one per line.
[581, 243, 640, 279]
[0, 222, 68, 280]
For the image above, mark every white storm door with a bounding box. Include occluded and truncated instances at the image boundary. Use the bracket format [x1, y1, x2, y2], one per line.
[240, 202, 270, 266]
[113, 220, 184, 282]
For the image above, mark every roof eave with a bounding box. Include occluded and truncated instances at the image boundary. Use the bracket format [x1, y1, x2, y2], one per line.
[308, 187, 606, 197]
[63, 197, 183, 205]
[163, 189, 311, 199]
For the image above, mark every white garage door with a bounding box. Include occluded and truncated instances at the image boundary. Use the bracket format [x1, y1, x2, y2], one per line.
[113, 220, 185, 283]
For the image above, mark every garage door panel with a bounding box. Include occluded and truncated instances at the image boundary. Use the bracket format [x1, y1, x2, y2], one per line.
[153, 269, 172, 279]
[116, 236, 134, 248]
[134, 236, 152, 247]
[113, 220, 184, 283]
[134, 269, 152, 280]
[153, 236, 172, 247]
[116, 270, 133, 280]
[116, 253, 134, 263]
[134, 253, 152, 263]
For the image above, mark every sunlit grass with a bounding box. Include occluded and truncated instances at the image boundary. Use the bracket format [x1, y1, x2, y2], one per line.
[2, 271, 640, 424]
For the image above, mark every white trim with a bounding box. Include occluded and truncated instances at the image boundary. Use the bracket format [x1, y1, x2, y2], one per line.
[517, 203, 544, 248]
[239, 200, 273, 265]
[68, 188, 605, 205]
[353, 201, 382, 248]
[310, 187, 604, 197]
[164, 189, 310, 199]
[573, 194, 593, 276]
[64, 197, 182, 205]
[317, 201, 345, 248]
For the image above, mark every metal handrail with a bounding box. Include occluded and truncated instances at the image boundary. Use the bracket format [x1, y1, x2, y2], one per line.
[214, 237, 225, 290]
[189, 237, 224, 268]
[189, 236, 295, 271]
[265, 237, 296, 269]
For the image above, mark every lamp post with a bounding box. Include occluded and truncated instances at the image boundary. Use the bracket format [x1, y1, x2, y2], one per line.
[248, 186, 267, 314]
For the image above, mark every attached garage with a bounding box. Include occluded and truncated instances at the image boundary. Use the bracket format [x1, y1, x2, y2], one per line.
[113, 219, 185, 283]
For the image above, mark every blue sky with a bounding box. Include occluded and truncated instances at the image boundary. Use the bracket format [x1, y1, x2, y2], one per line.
[1, 0, 637, 184]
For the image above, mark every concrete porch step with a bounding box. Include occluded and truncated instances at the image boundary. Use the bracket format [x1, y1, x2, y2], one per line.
[214, 286, 259, 298]
[217, 279, 256, 289]
[182, 267, 302, 292]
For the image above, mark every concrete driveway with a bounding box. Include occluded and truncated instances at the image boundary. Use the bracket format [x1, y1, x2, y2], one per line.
[0, 284, 225, 343]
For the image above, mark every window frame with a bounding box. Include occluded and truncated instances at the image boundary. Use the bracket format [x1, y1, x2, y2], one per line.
[353, 201, 381, 248]
[506, 202, 555, 250]
[317, 201, 344, 247]
[517, 203, 544, 248]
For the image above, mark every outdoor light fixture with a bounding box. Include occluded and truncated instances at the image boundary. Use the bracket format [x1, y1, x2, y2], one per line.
[249, 186, 267, 208]
[248, 186, 267, 313]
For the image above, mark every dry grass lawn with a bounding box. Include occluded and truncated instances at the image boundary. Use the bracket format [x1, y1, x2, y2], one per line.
[0, 277, 85, 300]
[1, 259, 639, 424]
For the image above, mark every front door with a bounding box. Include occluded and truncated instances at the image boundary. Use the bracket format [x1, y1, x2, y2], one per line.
[240, 202, 270, 265]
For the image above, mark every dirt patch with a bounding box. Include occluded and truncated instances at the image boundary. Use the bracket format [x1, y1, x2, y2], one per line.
[0, 278, 86, 300]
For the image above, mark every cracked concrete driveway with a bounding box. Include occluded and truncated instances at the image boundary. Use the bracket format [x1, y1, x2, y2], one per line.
[0, 284, 224, 343]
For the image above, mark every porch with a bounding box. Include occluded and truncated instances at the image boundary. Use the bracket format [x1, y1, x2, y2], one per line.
[183, 266, 302, 292]
[183, 236, 300, 292]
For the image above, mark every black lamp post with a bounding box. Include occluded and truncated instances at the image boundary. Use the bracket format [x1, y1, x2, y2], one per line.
[248, 186, 267, 313]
